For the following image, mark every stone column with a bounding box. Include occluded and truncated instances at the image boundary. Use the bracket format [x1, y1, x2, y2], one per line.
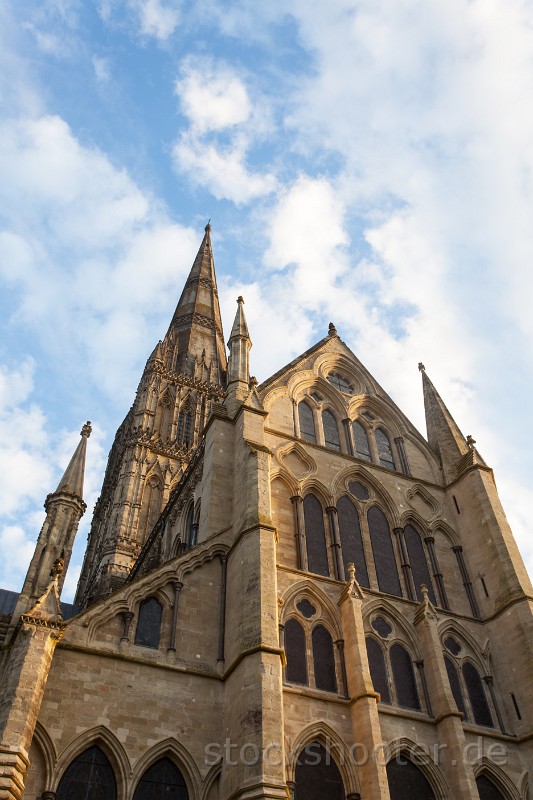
[342, 419, 354, 456]
[292, 400, 299, 438]
[167, 581, 184, 654]
[393, 527, 416, 600]
[413, 587, 479, 799]
[326, 506, 344, 581]
[338, 565, 391, 800]
[120, 611, 134, 643]
[291, 496, 307, 571]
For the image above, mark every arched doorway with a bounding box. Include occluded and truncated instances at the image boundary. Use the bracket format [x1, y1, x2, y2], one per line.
[387, 756, 436, 800]
[294, 741, 344, 800]
[56, 745, 116, 800]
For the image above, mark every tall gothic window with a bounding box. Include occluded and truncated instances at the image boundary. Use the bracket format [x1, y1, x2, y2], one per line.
[56, 746, 116, 800]
[322, 410, 341, 451]
[298, 401, 317, 443]
[462, 661, 494, 727]
[336, 495, 369, 586]
[285, 618, 308, 685]
[133, 757, 188, 800]
[303, 494, 330, 577]
[403, 524, 436, 603]
[367, 506, 402, 597]
[444, 655, 468, 719]
[295, 742, 345, 800]
[352, 420, 371, 461]
[312, 625, 337, 692]
[177, 409, 193, 448]
[375, 428, 395, 470]
[390, 643, 421, 710]
[476, 775, 507, 800]
[365, 636, 391, 704]
[387, 757, 436, 800]
[135, 597, 163, 649]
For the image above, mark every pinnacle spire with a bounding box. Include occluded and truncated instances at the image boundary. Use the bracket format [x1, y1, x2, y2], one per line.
[164, 224, 227, 384]
[229, 295, 250, 341]
[420, 367, 470, 480]
[54, 421, 91, 499]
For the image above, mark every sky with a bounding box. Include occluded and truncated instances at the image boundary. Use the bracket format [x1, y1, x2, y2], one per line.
[1, 0, 532, 602]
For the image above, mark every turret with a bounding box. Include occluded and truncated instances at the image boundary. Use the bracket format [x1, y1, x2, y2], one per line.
[225, 296, 253, 416]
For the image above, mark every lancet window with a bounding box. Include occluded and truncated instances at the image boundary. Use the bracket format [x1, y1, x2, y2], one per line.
[298, 401, 317, 443]
[284, 602, 338, 694]
[133, 757, 188, 800]
[442, 634, 496, 728]
[322, 409, 341, 451]
[134, 596, 163, 649]
[476, 775, 507, 800]
[403, 524, 437, 603]
[294, 742, 345, 800]
[386, 757, 436, 800]
[336, 495, 369, 586]
[303, 494, 330, 577]
[375, 427, 395, 469]
[365, 631, 422, 712]
[367, 506, 402, 597]
[56, 746, 116, 800]
[352, 420, 371, 461]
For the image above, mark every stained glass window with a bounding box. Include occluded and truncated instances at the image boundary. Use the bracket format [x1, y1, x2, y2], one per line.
[133, 757, 188, 800]
[367, 506, 402, 597]
[365, 636, 391, 704]
[403, 525, 436, 604]
[295, 743, 345, 800]
[56, 746, 116, 800]
[312, 625, 337, 693]
[285, 618, 308, 685]
[348, 480, 369, 500]
[371, 616, 393, 638]
[476, 775, 506, 800]
[387, 757, 436, 800]
[352, 421, 372, 461]
[304, 494, 330, 577]
[322, 410, 341, 451]
[134, 597, 162, 649]
[296, 599, 316, 619]
[463, 662, 494, 727]
[390, 644, 421, 710]
[375, 428, 395, 470]
[336, 496, 369, 586]
[298, 401, 317, 443]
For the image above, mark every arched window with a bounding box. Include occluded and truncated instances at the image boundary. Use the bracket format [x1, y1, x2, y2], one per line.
[133, 757, 188, 800]
[367, 507, 402, 597]
[444, 655, 468, 719]
[365, 636, 391, 704]
[134, 597, 163, 649]
[177, 409, 193, 448]
[403, 524, 436, 603]
[352, 420, 371, 461]
[387, 757, 436, 800]
[322, 410, 341, 451]
[375, 428, 395, 470]
[390, 643, 420, 710]
[56, 745, 116, 800]
[463, 662, 494, 727]
[312, 625, 337, 693]
[285, 618, 308, 685]
[298, 401, 317, 443]
[476, 775, 507, 800]
[336, 496, 369, 586]
[295, 742, 345, 800]
[185, 504, 195, 547]
[303, 494, 330, 577]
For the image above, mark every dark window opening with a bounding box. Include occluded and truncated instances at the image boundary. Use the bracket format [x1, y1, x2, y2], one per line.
[368, 506, 402, 597]
[327, 373, 352, 393]
[322, 410, 341, 451]
[375, 428, 395, 470]
[285, 618, 308, 685]
[365, 636, 391, 704]
[352, 421, 371, 461]
[462, 662, 494, 727]
[444, 636, 462, 656]
[336, 495, 369, 586]
[134, 597, 162, 649]
[56, 746, 116, 800]
[133, 757, 188, 800]
[371, 616, 392, 638]
[444, 655, 468, 719]
[295, 742, 345, 800]
[348, 480, 369, 500]
[296, 599, 316, 619]
[299, 401, 317, 443]
[403, 524, 436, 604]
[390, 643, 421, 710]
[312, 625, 337, 693]
[304, 494, 330, 577]
[387, 757, 436, 800]
[476, 775, 507, 800]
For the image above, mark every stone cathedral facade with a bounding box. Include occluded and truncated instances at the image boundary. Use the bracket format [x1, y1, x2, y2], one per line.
[0, 225, 532, 800]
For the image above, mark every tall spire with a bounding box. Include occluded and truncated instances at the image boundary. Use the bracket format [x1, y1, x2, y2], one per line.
[225, 296, 252, 415]
[164, 222, 227, 385]
[8, 423, 90, 632]
[419, 363, 470, 481]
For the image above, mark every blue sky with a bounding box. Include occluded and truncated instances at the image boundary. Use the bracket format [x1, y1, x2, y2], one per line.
[1, 0, 532, 601]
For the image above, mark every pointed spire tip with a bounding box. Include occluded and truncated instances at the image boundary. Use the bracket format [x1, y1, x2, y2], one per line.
[237, 295, 244, 304]
[81, 421, 92, 438]
[205, 219, 211, 233]
[418, 362, 426, 372]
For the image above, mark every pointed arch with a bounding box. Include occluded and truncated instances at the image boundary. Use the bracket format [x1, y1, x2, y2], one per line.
[31, 721, 57, 789]
[437, 619, 490, 671]
[363, 598, 422, 658]
[131, 738, 201, 800]
[281, 579, 343, 640]
[384, 738, 449, 800]
[52, 726, 129, 797]
[474, 757, 521, 800]
[286, 722, 360, 797]
[270, 467, 300, 497]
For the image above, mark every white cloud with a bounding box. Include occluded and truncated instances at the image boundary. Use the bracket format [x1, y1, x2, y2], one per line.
[92, 55, 111, 84]
[98, 0, 180, 41]
[176, 58, 252, 134]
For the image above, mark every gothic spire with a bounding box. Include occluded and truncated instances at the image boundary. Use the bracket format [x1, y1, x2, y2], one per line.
[164, 223, 227, 385]
[419, 363, 470, 480]
[54, 421, 91, 499]
[227, 296, 252, 386]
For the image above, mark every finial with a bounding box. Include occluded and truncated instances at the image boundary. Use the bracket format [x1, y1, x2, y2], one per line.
[418, 362, 425, 372]
[81, 421, 92, 438]
[420, 584, 429, 602]
[466, 434, 476, 449]
[249, 375, 258, 389]
[328, 322, 337, 337]
[237, 295, 244, 304]
[50, 556, 64, 579]
[205, 219, 211, 233]
[347, 562, 356, 581]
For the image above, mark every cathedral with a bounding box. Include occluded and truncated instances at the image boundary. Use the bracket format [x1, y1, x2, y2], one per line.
[0, 224, 531, 800]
